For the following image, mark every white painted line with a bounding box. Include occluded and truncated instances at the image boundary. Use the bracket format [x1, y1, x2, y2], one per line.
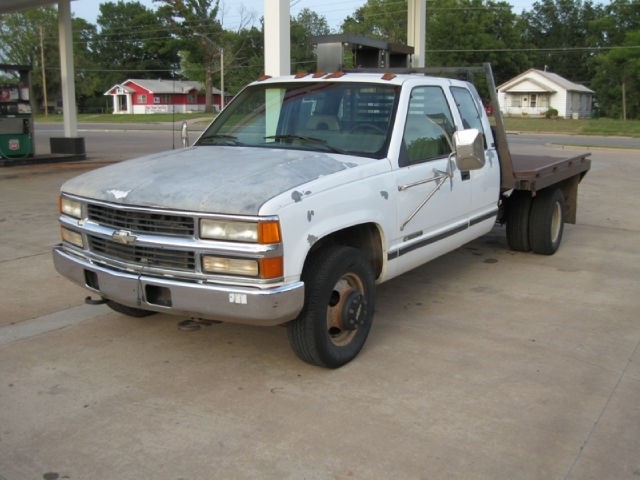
[0, 304, 108, 347]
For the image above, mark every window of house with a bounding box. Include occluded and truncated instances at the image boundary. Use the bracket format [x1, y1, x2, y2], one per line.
[137, 94, 147, 104]
[154, 96, 160, 104]
[530, 94, 537, 108]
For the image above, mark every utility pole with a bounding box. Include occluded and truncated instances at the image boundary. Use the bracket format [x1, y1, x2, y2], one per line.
[622, 78, 627, 121]
[39, 25, 48, 117]
[219, 47, 224, 110]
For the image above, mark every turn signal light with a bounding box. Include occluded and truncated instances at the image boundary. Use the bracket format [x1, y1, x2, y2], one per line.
[259, 221, 281, 244]
[260, 257, 284, 279]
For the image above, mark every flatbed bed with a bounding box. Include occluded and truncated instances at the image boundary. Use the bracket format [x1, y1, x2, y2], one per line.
[510, 152, 591, 192]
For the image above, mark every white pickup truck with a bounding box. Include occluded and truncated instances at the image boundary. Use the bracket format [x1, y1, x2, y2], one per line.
[53, 65, 590, 368]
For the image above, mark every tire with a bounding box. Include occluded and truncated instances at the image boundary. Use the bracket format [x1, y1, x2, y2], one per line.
[506, 190, 532, 252]
[528, 188, 565, 255]
[287, 246, 376, 368]
[106, 300, 156, 318]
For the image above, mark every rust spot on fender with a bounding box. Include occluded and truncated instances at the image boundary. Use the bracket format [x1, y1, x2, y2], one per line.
[291, 190, 312, 203]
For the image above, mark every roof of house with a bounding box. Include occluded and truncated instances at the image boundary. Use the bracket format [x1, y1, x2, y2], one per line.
[104, 79, 224, 96]
[498, 69, 594, 94]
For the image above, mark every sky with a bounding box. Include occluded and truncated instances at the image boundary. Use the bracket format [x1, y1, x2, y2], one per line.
[70, 0, 535, 31]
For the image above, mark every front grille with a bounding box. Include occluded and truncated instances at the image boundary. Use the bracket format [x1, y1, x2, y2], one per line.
[88, 204, 195, 236]
[89, 235, 195, 271]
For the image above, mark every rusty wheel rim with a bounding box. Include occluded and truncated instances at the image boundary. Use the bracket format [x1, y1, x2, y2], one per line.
[326, 272, 365, 347]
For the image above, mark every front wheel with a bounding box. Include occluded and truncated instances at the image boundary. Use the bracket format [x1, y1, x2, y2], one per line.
[287, 247, 376, 368]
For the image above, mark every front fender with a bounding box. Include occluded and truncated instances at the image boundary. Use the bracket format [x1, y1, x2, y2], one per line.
[270, 170, 396, 283]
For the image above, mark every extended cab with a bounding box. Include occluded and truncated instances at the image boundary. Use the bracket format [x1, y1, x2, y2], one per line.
[53, 65, 590, 367]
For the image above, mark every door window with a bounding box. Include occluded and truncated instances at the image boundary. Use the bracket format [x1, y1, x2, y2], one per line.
[400, 86, 454, 167]
[451, 86, 484, 133]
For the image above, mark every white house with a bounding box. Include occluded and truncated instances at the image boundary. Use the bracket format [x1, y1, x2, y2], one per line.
[497, 69, 594, 119]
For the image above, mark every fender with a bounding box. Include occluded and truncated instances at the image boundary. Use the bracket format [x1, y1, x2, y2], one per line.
[261, 160, 396, 283]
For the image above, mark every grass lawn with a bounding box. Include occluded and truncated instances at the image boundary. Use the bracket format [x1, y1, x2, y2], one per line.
[502, 117, 640, 137]
[35, 113, 640, 138]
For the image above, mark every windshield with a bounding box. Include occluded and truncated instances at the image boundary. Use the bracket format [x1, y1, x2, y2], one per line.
[197, 81, 400, 158]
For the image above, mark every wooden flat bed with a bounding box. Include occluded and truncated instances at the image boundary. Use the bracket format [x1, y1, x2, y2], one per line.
[509, 153, 591, 193]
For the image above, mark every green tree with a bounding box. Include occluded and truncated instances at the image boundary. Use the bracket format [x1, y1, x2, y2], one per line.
[521, 0, 600, 83]
[426, 0, 529, 83]
[291, 8, 330, 73]
[340, 0, 527, 82]
[591, 30, 640, 119]
[156, 0, 223, 112]
[0, 8, 98, 113]
[220, 26, 264, 94]
[587, 0, 640, 119]
[0, 8, 58, 112]
[92, 1, 180, 89]
[69, 18, 106, 113]
[342, 0, 406, 42]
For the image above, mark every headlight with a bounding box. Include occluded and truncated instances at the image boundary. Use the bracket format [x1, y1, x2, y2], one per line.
[60, 196, 82, 219]
[61, 227, 84, 248]
[201, 256, 283, 279]
[202, 256, 259, 276]
[200, 219, 258, 242]
[199, 219, 281, 243]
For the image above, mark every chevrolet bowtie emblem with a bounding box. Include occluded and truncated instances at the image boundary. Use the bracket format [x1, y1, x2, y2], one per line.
[112, 229, 137, 245]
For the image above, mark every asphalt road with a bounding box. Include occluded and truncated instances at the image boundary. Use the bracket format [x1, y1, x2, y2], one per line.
[1, 127, 639, 479]
[34, 121, 640, 159]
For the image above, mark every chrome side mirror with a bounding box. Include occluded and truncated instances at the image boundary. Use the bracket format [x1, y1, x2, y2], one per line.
[453, 128, 485, 170]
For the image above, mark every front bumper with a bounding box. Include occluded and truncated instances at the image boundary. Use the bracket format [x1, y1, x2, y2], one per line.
[52, 245, 304, 326]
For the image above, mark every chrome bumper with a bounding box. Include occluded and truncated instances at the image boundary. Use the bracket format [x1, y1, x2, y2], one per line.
[52, 245, 304, 326]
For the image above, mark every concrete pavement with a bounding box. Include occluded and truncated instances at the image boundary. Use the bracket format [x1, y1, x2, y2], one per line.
[0, 139, 638, 479]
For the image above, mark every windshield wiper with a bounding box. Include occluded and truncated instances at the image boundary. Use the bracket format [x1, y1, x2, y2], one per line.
[198, 134, 244, 146]
[264, 135, 344, 154]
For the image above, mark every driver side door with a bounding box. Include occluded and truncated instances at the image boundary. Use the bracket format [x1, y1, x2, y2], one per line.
[389, 85, 472, 268]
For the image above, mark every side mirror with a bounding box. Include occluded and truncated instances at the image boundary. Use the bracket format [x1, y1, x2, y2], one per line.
[453, 128, 485, 170]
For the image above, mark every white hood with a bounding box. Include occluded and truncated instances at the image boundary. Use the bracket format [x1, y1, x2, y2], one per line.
[61, 146, 368, 215]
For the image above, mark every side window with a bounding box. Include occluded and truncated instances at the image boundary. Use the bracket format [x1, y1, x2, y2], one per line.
[401, 86, 454, 167]
[450, 86, 485, 134]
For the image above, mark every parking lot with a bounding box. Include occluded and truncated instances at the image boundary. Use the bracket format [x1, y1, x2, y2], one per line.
[1, 129, 639, 479]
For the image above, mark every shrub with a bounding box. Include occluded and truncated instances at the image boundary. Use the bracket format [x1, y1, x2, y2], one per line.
[545, 108, 559, 119]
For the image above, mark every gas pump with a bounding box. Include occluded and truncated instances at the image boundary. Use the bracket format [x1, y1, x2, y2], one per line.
[0, 65, 34, 161]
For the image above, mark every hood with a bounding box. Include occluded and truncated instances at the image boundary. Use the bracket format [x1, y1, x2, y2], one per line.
[62, 146, 365, 215]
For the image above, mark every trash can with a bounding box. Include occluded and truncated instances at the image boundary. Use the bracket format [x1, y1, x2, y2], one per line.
[0, 133, 33, 158]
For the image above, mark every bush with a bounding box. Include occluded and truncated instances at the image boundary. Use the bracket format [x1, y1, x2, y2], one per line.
[545, 108, 559, 119]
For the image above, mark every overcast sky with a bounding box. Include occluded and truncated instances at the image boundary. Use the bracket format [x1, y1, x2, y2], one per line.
[71, 0, 535, 32]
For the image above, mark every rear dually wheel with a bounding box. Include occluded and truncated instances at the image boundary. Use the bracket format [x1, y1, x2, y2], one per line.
[528, 188, 565, 255]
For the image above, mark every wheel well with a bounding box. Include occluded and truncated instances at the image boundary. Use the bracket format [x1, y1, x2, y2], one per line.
[306, 223, 384, 279]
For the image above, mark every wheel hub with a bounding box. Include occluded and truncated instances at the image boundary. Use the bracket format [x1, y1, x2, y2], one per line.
[341, 291, 366, 331]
